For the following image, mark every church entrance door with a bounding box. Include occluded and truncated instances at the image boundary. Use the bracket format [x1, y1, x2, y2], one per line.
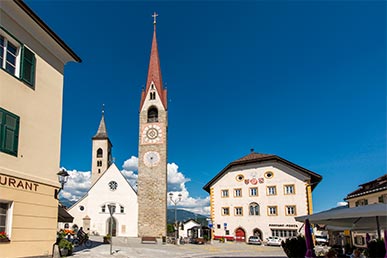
[107, 217, 117, 236]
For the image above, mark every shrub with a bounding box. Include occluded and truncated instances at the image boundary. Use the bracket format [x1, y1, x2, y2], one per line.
[281, 236, 307, 258]
[367, 239, 386, 258]
[59, 238, 73, 251]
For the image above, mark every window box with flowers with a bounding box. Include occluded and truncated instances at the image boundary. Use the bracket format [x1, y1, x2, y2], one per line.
[0, 232, 10, 243]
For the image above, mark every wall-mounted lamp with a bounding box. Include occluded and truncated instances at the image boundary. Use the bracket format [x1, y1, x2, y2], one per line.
[55, 168, 69, 199]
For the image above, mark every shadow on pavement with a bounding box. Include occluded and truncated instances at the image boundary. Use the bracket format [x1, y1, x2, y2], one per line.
[73, 240, 105, 253]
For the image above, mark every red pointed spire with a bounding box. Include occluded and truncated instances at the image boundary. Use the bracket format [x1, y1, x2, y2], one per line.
[140, 13, 167, 110]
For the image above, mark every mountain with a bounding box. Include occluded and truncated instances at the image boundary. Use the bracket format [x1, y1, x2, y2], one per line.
[167, 209, 208, 225]
[59, 197, 208, 225]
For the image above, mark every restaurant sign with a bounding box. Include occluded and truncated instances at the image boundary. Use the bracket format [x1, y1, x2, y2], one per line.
[269, 224, 298, 228]
[0, 175, 39, 191]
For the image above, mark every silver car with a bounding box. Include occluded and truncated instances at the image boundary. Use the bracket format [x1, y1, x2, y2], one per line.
[248, 236, 262, 245]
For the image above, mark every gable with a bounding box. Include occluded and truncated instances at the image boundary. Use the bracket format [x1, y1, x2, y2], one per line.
[203, 154, 322, 192]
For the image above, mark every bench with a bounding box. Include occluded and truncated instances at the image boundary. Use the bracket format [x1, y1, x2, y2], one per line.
[141, 236, 157, 244]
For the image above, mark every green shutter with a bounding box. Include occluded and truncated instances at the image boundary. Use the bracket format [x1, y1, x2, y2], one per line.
[21, 46, 36, 88]
[0, 108, 19, 156]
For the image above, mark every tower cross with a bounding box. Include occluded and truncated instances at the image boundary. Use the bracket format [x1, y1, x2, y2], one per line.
[152, 12, 158, 25]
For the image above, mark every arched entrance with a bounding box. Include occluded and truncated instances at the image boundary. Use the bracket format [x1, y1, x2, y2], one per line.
[235, 227, 246, 242]
[107, 217, 117, 236]
[253, 228, 263, 240]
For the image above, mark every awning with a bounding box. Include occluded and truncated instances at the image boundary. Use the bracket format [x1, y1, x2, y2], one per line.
[295, 203, 387, 239]
[58, 205, 73, 223]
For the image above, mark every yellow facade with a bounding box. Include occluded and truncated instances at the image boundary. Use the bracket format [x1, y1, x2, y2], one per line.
[0, 1, 80, 257]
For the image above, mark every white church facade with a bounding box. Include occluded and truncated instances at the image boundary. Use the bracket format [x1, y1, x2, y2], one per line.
[67, 163, 138, 237]
[66, 113, 138, 237]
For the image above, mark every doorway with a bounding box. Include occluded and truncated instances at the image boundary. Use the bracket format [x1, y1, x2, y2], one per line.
[107, 217, 117, 236]
[235, 227, 246, 242]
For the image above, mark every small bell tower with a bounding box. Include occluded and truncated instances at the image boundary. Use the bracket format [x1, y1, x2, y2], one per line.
[91, 106, 113, 185]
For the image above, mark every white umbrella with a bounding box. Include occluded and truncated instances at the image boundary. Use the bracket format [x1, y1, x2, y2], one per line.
[295, 203, 387, 238]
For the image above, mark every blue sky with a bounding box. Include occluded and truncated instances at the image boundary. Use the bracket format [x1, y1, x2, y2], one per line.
[26, 1, 386, 214]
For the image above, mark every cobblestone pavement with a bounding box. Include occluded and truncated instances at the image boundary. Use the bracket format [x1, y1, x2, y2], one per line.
[70, 236, 287, 258]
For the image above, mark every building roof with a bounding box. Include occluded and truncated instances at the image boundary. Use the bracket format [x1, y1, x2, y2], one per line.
[345, 174, 387, 200]
[14, 0, 81, 63]
[139, 22, 167, 110]
[203, 149, 322, 193]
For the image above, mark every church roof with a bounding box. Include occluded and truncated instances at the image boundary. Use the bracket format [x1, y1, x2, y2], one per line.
[203, 149, 322, 193]
[92, 111, 109, 139]
[139, 21, 167, 110]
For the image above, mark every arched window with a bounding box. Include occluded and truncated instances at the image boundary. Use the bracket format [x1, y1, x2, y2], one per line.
[147, 107, 158, 122]
[249, 202, 260, 216]
[97, 148, 103, 158]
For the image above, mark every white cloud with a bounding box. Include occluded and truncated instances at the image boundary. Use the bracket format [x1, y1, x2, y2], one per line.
[337, 201, 348, 207]
[60, 156, 210, 216]
[59, 168, 91, 202]
[121, 156, 139, 190]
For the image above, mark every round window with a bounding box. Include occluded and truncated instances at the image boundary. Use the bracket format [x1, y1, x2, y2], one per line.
[109, 181, 118, 191]
[79, 205, 85, 211]
[236, 174, 244, 181]
[264, 171, 274, 179]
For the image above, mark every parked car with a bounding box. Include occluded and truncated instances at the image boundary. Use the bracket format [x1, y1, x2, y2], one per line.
[247, 236, 262, 245]
[266, 236, 282, 246]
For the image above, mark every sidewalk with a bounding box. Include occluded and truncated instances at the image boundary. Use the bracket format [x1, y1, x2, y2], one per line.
[70, 236, 287, 258]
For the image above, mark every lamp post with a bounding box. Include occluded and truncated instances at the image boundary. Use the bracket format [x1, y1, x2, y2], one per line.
[55, 169, 69, 199]
[169, 192, 182, 244]
[107, 204, 116, 255]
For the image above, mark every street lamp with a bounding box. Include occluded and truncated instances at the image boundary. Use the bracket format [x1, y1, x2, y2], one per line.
[107, 204, 116, 255]
[55, 169, 69, 199]
[169, 192, 182, 244]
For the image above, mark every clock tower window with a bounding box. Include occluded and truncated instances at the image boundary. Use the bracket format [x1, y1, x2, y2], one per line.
[150, 92, 156, 100]
[147, 107, 158, 123]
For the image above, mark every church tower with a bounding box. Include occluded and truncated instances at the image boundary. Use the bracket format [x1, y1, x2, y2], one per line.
[91, 109, 113, 185]
[137, 13, 168, 238]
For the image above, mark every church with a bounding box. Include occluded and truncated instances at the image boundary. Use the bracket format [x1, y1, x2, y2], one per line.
[66, 13, 168, 238]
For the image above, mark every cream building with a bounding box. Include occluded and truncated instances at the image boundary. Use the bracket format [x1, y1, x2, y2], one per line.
[344, 174, 387, 247]
[203, 150, 322, 242]
[0, 1, 80, 257]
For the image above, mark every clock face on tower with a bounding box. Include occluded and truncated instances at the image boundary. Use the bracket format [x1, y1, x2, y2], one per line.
[143, 151, 160, 167]
[142, 124, 162, 144]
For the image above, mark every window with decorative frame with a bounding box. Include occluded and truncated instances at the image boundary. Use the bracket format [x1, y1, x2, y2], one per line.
[249, 187, 258, 196]
[234, 207, 243, 216]
[267, 206, 277, 216]
[285, 205, 296, 216]
[234, 188, 242, 197]
[221, 189, 229, 198]
[221, 207, 230, 216]
[0, 28, 36, 88]
[284, 184, 295, 195]
[266, 186, 277, 196]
